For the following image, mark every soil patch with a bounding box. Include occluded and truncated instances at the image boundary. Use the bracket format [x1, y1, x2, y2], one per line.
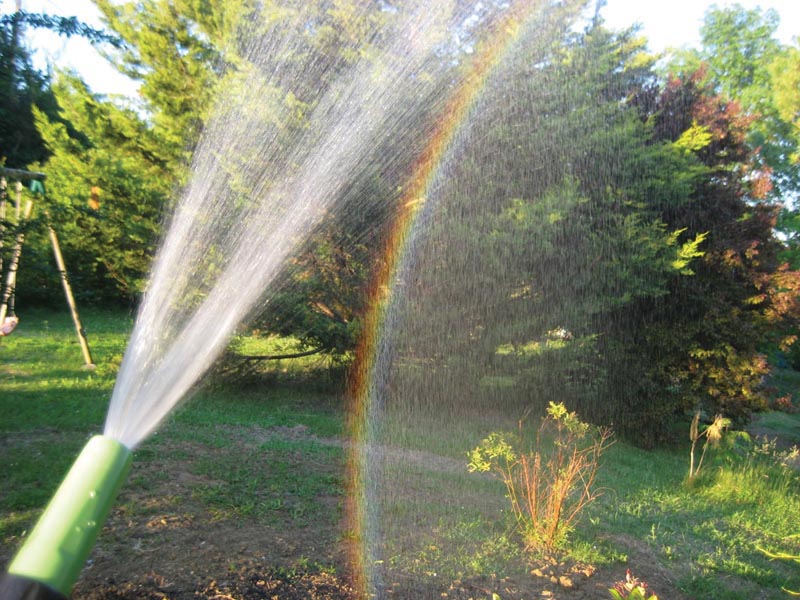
[5, 424, 689, 599]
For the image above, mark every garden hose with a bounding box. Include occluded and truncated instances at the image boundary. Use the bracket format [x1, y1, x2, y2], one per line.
[1, 435, 132, 599]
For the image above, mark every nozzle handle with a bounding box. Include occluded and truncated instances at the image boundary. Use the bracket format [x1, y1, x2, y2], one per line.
[0, 573, 67, 600]
[6, 435, 132, 596]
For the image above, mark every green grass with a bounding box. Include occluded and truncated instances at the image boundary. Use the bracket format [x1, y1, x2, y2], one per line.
[222, 331, 344, 386]
[2, 310, 799, 598]
[171, 387, 343, 438]
[0, 308, 346, 544]
[374, 404, 800, 598]
[1, 307, 131, 430]
[192, 438, 343, 524]
[751, 411, 800, 445]
[573, 434, 800, 597]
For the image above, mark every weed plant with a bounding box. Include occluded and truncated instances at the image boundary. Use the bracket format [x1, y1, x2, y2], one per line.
[468, 402, 613, 551]
[609, 570, 660, 599]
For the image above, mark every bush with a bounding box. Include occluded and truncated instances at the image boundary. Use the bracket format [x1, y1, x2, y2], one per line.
[468, 402, 613, 551]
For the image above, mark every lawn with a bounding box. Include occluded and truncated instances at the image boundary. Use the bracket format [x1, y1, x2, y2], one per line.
[1, 309, 799, 599]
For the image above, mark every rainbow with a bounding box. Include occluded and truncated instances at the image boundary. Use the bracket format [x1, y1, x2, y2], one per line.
[343, 1, 541, 594]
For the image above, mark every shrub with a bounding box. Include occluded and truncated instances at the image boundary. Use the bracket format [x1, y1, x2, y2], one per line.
[468, 402, 613, 551]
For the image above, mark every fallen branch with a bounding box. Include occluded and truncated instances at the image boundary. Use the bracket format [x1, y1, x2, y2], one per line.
[238, 347, 324, 362]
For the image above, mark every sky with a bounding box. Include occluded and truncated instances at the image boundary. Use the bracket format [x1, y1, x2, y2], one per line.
[1, 0, 798, 98]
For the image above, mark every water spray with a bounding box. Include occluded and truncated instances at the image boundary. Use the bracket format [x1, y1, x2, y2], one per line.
[0, 436, 132, 599]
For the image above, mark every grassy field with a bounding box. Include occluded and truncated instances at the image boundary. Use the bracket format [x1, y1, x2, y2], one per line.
[1, 309, 799, 599]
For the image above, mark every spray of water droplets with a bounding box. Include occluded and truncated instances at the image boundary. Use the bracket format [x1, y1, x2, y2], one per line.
[104, 0, 506, 448]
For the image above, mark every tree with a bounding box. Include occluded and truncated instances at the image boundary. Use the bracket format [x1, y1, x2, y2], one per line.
[30, 1, 303, 301]
[698, 5, 781, 111]
[0, 11, 59, 168]
[92, 0, 231, 170]
[27, 74, 168, 301]
[676, 6, 796, 192]
[770, 42, 800, 267]
[0, 7, 124, 169]
[0, 6, 152, 303]
[382, 20, 699, 432]
[664, 5, 800, 264]
[384, 15, 800, 441]
[631, 70, 800, 427]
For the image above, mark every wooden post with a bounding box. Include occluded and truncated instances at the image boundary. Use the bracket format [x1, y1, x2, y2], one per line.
[14, 179, 21, 220]
[48, 226, 95, 368]
[0, 170, 93, 366]
[0, 198, 33, 327]
[0, 177, 6, 281]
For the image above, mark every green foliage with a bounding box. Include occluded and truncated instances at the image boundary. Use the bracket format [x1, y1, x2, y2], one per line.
[398, 17, 800, 439]
[0, 11, 120, 47]
[20, 2, 258, 305]
[256, 229, 371, 354]
[699, 6, 781, 110]
[673, 121, 713, 154]
[0, 11, 59, 168]
[468, 402, 613, 551]
[669, 229, 708, 275]
[664, 4, 800, 251]
[686, 345, 770, 422]
[93, 0, 227, 165]
[769, 44, 800, 167]
[778, 208, 800, 269]
[29, 75, 168, 301]
[677, 5, 791, 182]
[639, 71, 799, 428]
[75, 0, 412, 355]
[6, 0, 798, 446]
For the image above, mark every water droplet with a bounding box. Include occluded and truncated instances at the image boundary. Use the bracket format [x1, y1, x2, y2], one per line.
[87, 520, 97, 528]
[88, 490, 97, 499]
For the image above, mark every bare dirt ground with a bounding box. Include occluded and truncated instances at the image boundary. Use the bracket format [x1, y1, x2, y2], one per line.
[0, 424, 685, 600]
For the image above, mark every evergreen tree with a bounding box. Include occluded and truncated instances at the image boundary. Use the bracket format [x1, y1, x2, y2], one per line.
[31, 74, 168, 301]
[0, 10, 58, 167]
[392, 18, 800, 440]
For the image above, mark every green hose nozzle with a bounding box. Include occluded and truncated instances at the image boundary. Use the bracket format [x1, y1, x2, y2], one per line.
[5, 435, 132, 597]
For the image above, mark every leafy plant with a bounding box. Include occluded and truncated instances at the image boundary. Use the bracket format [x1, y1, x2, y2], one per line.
[468, 402, 613, 551]
[746, 435, 800, 470]
[688, 411, 731, 479]
[609, 569, 659, 599]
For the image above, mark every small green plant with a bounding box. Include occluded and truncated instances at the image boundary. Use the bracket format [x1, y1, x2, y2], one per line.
[609, 569, 659, 599]
[688, 411, 730, 479]
[468, 402, 612, 551]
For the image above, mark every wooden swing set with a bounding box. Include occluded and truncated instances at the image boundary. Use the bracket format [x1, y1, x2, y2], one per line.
[0, 167, 94, 368]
